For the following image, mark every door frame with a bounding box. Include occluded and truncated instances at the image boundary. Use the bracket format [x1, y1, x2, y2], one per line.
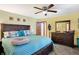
[36, 21, 47, 36]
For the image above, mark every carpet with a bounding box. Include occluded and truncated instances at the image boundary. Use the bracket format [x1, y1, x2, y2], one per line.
[49, 44, 79, 55]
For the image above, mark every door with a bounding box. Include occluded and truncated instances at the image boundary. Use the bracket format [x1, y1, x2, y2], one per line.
[36, 22, 41, 35]
[36, 21, 47, 36]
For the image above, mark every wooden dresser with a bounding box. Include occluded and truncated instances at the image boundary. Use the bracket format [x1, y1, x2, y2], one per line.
[51, 31, 74, 47]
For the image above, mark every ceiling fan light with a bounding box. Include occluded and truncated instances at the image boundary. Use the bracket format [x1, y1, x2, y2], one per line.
[43, 11, 47, 14]
[43, 11, 47, 16]
[45, 13, 47, 16]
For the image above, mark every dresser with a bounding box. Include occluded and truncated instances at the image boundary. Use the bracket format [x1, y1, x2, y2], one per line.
[51, 31, 74, 47]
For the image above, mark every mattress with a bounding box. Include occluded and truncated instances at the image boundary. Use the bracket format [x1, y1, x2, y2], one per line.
[2, 35, 53, 55]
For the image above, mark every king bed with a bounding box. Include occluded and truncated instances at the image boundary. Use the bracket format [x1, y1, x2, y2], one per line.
[0, 24, 53, 55]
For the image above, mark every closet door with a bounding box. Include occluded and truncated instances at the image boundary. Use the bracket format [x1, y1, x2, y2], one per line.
[36, 22, 41, 35]
[36, 22, 47, 36]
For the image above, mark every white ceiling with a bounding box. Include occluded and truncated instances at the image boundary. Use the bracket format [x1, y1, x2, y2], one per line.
[0, 4, 79, 19]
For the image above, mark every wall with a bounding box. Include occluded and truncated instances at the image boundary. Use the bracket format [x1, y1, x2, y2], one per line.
[0, 10, 37, 35]
[37, 13, 79, 45]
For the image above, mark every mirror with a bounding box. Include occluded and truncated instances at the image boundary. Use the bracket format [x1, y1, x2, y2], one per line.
[55, 20, 70, 32]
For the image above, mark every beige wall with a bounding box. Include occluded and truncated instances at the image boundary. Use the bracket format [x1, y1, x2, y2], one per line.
[0, 10, 37, 35]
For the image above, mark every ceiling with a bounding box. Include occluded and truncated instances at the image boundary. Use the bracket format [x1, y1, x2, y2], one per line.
[0, 4, 79, 19]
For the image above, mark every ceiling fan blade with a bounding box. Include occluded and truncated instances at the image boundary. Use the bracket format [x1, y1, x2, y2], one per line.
[48, 4, 54, 9]
[34, 7, 43, 10]
[48, 10, 57, 13]
[35, 11, 43, 14]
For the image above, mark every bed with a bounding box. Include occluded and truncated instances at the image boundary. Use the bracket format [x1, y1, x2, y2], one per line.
[0, 24, 53, 55]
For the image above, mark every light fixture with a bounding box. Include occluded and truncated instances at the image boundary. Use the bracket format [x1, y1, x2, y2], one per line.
[43, 10, 47, 16]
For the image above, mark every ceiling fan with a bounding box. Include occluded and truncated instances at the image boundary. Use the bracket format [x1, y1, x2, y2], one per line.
[34, 4, 57, 16]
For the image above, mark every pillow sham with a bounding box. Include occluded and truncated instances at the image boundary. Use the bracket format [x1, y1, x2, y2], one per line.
[11, 37, 30, 45]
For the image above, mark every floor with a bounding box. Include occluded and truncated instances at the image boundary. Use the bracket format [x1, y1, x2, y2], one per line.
[49, 44, 79, 55]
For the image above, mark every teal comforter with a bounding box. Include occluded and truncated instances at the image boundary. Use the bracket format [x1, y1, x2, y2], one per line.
[2, 35, 53, 55]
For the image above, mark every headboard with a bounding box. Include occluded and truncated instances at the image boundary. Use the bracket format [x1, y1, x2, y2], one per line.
[0, 24, 30, 39]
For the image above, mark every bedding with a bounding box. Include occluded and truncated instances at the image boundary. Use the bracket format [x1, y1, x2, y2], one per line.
[11, 37, 30, 45]
[3, 32, 11, 38]
[2, 35, 53, 55]
[17, 30, 25, 36]
[23, 30, 31, 36]
[3, 30, 31, 38]
[17, 30, 31, 36]
[3, 31, 18, 38]
[10, 31, 18, 37]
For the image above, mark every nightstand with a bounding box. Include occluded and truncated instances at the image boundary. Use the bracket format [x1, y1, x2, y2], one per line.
[0, 41, 5, 55]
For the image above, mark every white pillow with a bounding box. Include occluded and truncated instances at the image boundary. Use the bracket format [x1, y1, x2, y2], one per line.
[3, 32, 11, 38]
[3, 31, 18, 38]
[24, 30, 31, 36]
[11, 37, 30, 45]
[9, 31, 18, 37]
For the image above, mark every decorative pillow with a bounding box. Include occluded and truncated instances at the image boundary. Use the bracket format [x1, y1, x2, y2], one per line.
[24, 30, 31, 36]
[23, 30, 27, 36]
[17, 30, 25, 36]
[9, 31, 18, 37]
[3, 30, 31, 38]
[11, 37, 30, 45]
[3, 31, 18, 38]
[3, 32, 11, 38]
[27, 30, 31, 35]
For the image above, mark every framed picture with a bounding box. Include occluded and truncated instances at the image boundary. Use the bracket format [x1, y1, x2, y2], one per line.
[17, 18, 20, 21]
[23, 19, 26, 22]
[9, 17, 13, 20]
